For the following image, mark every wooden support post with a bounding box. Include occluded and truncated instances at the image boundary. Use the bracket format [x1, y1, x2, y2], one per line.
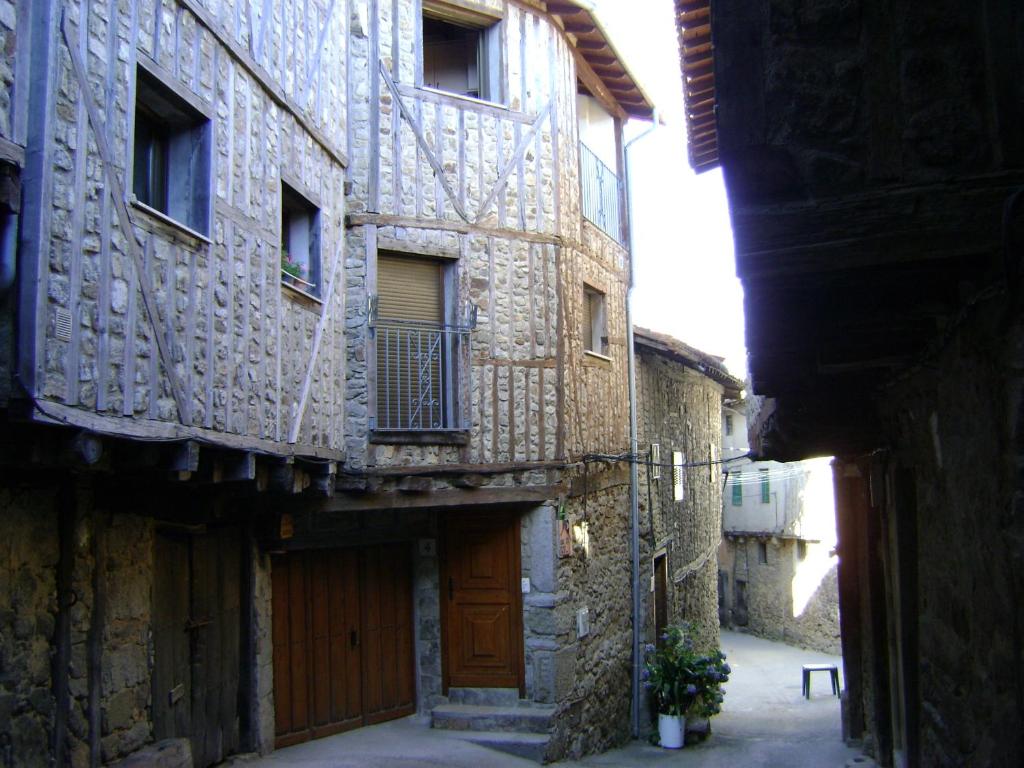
[51, 482, 75, 765]
[168, 441, 201, 473]
[87, 504, 106, 768]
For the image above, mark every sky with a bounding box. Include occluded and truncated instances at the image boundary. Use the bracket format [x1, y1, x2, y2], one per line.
[594, 0, 748, 379]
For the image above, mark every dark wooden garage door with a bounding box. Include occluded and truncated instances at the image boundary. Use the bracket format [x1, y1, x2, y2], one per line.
[272, 544, 415, 748]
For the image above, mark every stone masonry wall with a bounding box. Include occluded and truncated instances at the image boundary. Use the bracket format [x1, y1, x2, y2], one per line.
[0, 482, 58, 765]
[26, 0, 348, 452]
[876, 304, 1024, 768]
[546, 480, 632, 760]
[636, 348, 725, 652]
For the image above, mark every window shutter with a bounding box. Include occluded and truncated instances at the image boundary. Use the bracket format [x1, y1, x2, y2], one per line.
[582, 289, 594, 351]
[376, 255, 444, 429]
[378, 255, 441, 322]
[672, 450, 684, 502]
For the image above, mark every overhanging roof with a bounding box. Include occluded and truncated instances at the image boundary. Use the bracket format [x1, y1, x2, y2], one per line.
[634, 326, 743, 396]
[675, 0, 718, 171]
[546, 1, 656, 120]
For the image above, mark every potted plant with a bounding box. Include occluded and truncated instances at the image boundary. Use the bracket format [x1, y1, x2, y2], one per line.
[281, 250, 305, 287]
[643, 623, 731, 748]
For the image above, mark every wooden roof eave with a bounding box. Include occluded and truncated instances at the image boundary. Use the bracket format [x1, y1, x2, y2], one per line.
[546, 0, 657, 120]
[676, 0, 720, 172]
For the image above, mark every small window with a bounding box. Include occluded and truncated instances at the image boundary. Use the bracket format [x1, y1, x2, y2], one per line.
[422, 13, 502, 102]
[132, 67, 211, 234]
[758, 541, 768, 564]
[280, 183, 322, 299]
[583, 285, 608, 356]
[725, 414, 733, 436]
[672, 450, 684, 502]
[760, 468, 770, 504]
[731, 472, 742, 506]
[650, 443, 661, 480]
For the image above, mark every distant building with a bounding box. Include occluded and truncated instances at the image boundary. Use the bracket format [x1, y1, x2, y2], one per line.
[718, 397, 841, 654]
[634, 328, 742, 654]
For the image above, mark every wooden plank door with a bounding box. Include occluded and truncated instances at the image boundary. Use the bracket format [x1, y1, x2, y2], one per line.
[362, 544, 416, 724]
[153, 526, 243, 768]
[443, 513, 524, 690]
[272, 544, 414, 747]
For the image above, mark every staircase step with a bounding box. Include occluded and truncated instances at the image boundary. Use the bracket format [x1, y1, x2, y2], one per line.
[442, 731, 550, 764]
[447, 687, 520, 706]
[432, 703, 556, 734]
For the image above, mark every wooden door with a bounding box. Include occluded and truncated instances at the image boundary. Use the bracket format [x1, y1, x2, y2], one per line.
[272, 544, 415, 748]
[153, 526, 242, 768]
[442, 513, 524, 690]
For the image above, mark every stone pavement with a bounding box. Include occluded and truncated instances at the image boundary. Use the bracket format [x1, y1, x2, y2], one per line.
[559, 630, 868, 768]
[232, 631, 869, 768]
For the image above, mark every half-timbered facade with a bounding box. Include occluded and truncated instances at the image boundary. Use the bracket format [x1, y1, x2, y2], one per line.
[1, 0, 658, 765]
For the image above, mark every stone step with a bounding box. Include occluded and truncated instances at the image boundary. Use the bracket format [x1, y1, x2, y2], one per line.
[431, 703, 556, 734]
[447, 687, 521, 706]
[441, 730, 550, 764]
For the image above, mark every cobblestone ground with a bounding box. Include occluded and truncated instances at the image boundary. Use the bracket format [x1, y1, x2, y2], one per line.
[560, 630, 869, 768]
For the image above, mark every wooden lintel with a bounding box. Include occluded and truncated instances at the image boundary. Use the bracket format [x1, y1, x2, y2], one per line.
[346, 213, 561, 245]
[324, 484, 566, 512]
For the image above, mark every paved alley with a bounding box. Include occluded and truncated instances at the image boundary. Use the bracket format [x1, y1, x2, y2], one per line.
[232, 631, 867, 768]
[561, 630, 865, 768]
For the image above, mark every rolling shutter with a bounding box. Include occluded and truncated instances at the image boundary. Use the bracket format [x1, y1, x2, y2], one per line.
[376, 255, 444, 429]
[378, 255, 441, 322]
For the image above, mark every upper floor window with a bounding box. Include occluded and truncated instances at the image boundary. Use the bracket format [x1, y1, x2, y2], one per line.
[280, 182, 322, 300]
[132, 66, 211, 235]
[760, 468, 770, 504]
[731, 472, 743, 506]
[672, 450, 684, 502]
[421, 9, 502, 102]
[725, 414, 733, 436]
[583, 284, 608, 357]
[374, 253, 471, 432]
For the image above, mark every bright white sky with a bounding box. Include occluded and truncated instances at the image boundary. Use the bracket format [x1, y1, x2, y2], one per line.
[594, 0, 748, 378]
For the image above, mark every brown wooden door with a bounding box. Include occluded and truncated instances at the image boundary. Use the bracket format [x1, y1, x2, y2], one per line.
[272, 544, 415, 748]
[153, 526, 242, 768]
[442, 513, 524, 690]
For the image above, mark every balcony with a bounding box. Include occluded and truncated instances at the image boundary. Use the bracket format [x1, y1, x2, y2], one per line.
[374, 319, 472, 432]
[579, 141, 622, 243]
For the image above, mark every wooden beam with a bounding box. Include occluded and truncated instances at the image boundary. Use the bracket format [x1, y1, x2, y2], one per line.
[323, 484, 567, 512]
[346, 212, 561, 245]
[572, 45, 627, 120]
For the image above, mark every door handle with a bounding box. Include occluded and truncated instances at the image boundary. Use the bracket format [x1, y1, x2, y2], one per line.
[350, 629, 359, 648]
[448, 577, 454, 601]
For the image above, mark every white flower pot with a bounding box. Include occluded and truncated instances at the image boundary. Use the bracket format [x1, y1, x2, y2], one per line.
[658, 713, 686, 749]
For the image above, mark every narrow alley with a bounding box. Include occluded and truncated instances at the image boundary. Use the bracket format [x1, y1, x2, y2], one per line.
[224, 632, 862, 768]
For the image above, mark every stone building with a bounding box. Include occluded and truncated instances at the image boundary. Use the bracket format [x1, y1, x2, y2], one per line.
[718, 398, 841, 654]
[633, 327, 741, 657]
[680, 0, 1024, 766]
[0, 0, 672, 766]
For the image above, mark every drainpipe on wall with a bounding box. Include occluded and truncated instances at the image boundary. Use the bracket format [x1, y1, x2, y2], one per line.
[624, 111, 658, 739]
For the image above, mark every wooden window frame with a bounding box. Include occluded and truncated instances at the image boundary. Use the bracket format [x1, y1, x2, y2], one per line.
[583, 284, 609, 358]
[419, 3, 505, 105]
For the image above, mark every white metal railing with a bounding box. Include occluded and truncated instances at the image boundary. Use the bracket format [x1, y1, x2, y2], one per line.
[579, 141, 622, 243]
[374, 319, 472, 431]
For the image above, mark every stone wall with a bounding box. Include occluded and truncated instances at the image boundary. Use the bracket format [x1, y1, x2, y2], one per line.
[16, 0, 348, 453]
[547, 480, 633, 760]
[0, 482, 58, 765]
[720, 537, 840, 655]
[635, 346, 725, 652]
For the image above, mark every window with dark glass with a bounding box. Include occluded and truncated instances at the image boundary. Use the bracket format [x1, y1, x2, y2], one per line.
[583, 284, 608, 356]
[421, 12, 501, 102]
[131, 67, 211, 234]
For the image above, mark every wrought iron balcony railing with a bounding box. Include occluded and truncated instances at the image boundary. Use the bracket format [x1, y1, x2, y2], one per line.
[374, 319, 472, 432]
[579, 141, 622, 243]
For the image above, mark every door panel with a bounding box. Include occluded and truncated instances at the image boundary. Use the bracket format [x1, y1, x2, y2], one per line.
[272, 544, 414, 747]
[443, 513, 524, 690]
[153, 527, 242, 768]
